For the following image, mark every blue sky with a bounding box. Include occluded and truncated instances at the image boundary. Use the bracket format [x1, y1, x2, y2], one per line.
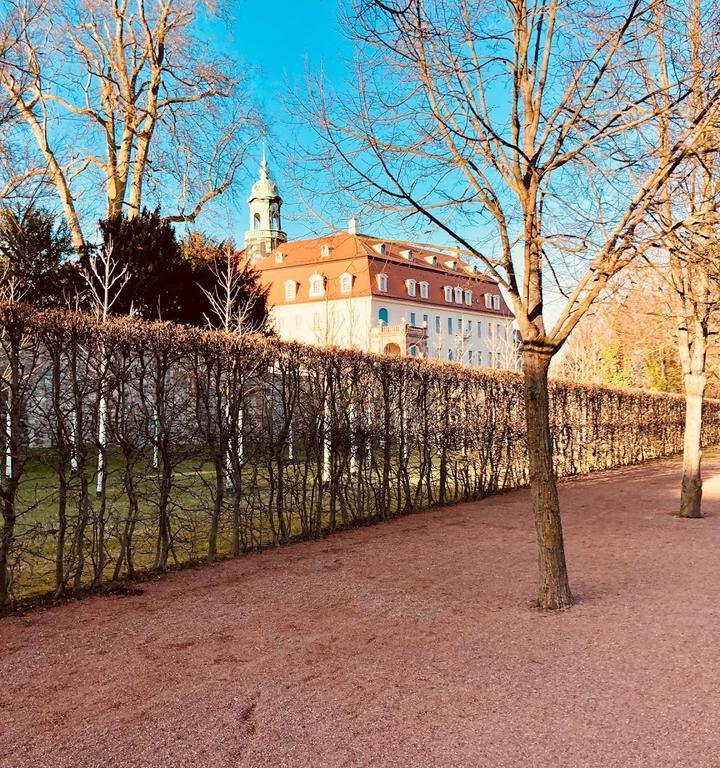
[201, 0, 354, 243]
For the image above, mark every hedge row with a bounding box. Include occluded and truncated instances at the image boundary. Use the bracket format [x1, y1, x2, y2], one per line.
[0, 304, 716, 611]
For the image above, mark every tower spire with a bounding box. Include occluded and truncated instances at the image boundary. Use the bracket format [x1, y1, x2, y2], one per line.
[244, 142, 287, 262]
[261, 139, 268, 178]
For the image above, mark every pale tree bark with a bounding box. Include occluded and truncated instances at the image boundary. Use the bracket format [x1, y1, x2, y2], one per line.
[302, 0, 720, 607]
[650, 0, 720, 519]
[0, 0, 259, 250]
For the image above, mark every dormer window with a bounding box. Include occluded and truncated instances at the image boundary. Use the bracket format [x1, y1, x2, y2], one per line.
[446, 259, 457, 271]
[453, 287, 463, 304]
[373, 243, 387, 256]
[309, 274, 325, 298]
[443, 286, 453, 302]
[464, 289, 473, 305]
[400, 249, 413, 260]
[320, 244, 331, 258]
[377, 273, 388, 292]
[425, 254, 438, 266]
[406, 279, 416, 297]
[419, 281, 429, 299]
[340, 272, 353, 294]
[284, 280, 297, 301]
[275, 252, 285, 264]
[485, 294, 493, 309]
[493, 295, 500, 310]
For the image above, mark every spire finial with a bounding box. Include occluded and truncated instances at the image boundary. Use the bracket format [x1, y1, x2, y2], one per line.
[260, 139, 268, 178]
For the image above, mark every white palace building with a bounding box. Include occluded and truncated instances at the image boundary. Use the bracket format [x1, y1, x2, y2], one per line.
[242, 154, 518, 369]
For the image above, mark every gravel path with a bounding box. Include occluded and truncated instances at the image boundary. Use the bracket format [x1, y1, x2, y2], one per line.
[2, 454, 720, 768]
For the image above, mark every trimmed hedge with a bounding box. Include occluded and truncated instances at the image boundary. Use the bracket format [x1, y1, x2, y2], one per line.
[0, 304, 716, 611]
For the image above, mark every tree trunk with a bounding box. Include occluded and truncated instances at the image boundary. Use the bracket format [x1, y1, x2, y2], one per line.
[523, 346, 573, 610]
[679, 372, 706, 519]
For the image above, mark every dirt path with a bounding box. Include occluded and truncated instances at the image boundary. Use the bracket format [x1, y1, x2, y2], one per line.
[2, 454, 720, 768]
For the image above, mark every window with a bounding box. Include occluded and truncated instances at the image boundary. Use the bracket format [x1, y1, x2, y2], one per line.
[321, 244, 331, 257]
[309, 274, 325, 298]
[423, 314, 429, 327]
[454, 287, 463, 304]
[493, 295, 500, 310]
[253, 213, 261, 230]
[426, 254, 438, 266]
[496, 353, 503, 369]
[406, 279, 417, 297]
[435, 316, 441, 334]
[485, 294, 492, 309]
[284, 280, 297, 301]
[448, 349, 453, 361]
[340, 273, 353, 294]
[497, 323, 502, 337]
[409, 345, 418, 357]
[377, 273, 388, 292]
[457, 317, 462, 331]
[464, 289, 472, 306]
[410, 312, 416, 325]
[488, 351, 493, 367]
[466, 319, 472, 333]
[378, 307, 389, 325]
[312, 313, 321, 331]
[447, 317, 453, 335]
[443, 286, 453, 302]
[275, 252, 285, 264]
[446, 259, 457, 271]
[477, 321, 482, 337]
[419, 281, 429, 299]
[373, 243, 387, 255]
[477, 351, 482, 366]
[400, 249, 413, 260]
[271, 214, 280, 230]
[468, 350, 473, 364]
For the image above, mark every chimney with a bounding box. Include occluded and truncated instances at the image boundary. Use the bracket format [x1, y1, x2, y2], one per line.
[347, 215, 359, 235]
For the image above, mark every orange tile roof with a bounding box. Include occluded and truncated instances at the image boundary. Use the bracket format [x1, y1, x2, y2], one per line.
[250, 232, 514, 317]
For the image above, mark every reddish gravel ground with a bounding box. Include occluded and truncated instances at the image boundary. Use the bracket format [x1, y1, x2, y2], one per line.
[3, 454, 720, 768]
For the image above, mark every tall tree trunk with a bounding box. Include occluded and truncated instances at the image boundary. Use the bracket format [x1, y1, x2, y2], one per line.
[679, 372, 706, 519]
[523, 346, 573, 610]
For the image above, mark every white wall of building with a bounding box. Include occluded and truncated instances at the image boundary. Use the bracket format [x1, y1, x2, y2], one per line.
[270, 295, 517, 370]
[270, 296, 374, 349]
[370, 297, 516, 369]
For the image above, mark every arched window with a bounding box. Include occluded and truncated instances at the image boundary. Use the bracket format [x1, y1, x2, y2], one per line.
[253, 213, 261, 230]
[378, 307, 389, 325]
[309, 274, 325, 298]
[376, 273, 388, 292]
[340, 273, 353, 294]
[271, 214, 280, 230]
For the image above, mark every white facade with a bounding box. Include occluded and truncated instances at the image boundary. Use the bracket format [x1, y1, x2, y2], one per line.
[270, 297, 374, 349]
[270, 295, 517, 369]
[369, 298, 517, 369]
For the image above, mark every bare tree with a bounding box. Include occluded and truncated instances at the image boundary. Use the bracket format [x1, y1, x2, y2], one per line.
[0, 0, 260, 252]
[645, 0, 720, 518]
[201, 243, 264, 336]
[302, 0, 720, 607]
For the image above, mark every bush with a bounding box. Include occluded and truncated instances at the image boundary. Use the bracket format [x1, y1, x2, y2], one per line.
[0, 304, 717, 612]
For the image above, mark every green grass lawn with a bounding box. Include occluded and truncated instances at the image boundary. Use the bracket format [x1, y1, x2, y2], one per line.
[7, 444, 469, 603]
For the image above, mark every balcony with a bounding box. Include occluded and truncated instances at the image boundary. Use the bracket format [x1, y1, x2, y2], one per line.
[370, 320, 428, 357]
